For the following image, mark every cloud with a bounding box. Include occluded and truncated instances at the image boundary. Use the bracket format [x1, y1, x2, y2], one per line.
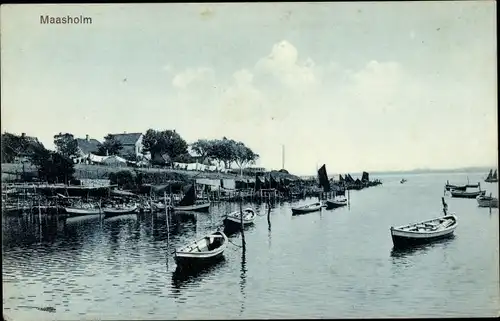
[254, 40, 319, 90]
[166, 39, 496, 173]
[172, 67, 215, 89]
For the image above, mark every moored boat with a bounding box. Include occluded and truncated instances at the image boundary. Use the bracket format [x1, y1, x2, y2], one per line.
[172, 183, 210, 212]
[477, 194, 499, 208]
[291, 202, 322, 215]
[173, 202, 210, 212]
[174, 231, 228, 269]
[444, 180, 467, 191]
[64, 205, 101, 216]
[224, 208, 256, 227]
[450, 189, 486, 199]
[390, 198, 457, 249]
[103, 204, 138, 218]
[325, 198, 348, 209]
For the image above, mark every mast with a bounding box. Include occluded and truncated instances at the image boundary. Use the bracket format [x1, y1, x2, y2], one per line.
[282, 145, 285, 170]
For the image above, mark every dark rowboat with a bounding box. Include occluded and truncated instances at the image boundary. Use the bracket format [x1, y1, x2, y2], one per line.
[291, 202, 322, 215]
[450, 189, 486, 199]
[172, 184, 210, 212]
[390, 214, 457, 249]
[174, 231, 228, 269]
[477, 194, 499, 208]
[444, 180, 467, 191]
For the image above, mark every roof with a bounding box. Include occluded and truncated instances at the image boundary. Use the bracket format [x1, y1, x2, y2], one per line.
[75, 138, 101, 154]
[109, 133, 142, 145]
[187, 145, 201, 157]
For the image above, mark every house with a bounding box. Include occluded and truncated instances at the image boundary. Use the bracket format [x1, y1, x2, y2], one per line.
[74, 134, 101, 164]
[109, 132, 144, 158]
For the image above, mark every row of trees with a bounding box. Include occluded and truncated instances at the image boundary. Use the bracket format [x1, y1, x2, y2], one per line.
[190, 137, 259, 173]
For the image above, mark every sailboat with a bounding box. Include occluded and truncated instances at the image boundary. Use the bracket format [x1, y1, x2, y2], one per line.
[172, 183, 210, 212]
[485, 169, 498, 183]
[318, 164, 347, 210]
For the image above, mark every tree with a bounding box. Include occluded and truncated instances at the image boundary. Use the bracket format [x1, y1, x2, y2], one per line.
[29, 146, 75, 184]
[190, 139, 215, 164]
[96, 134, 123, 156]
[233, 141, 259, 175]
[1, 132, 45, 163]
[208, 138, 235, 169]
[53, 132, 78, 158]
[142, 129, 188, 163]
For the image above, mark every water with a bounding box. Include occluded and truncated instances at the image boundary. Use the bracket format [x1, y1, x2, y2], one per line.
[3, 172, 499, 319]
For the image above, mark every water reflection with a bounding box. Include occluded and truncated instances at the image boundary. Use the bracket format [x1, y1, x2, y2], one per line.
[390, 235, 456, 260]
[239, 241, 247, 316]
[170, 256, 227, 295]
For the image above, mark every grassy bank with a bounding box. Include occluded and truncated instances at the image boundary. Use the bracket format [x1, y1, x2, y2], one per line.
[1, 163, 300, 183]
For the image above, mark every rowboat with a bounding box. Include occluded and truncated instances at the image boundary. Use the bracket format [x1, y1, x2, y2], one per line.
[64, 205, 101, 216]
[174, 231, 228, 268]
[325, 198, 348, 209]
[477, 194, 499, 208]
[291, 202, 322, 215]
[173, 202, 210, 212]
[444, 180, 467, 191]
[103, 204, 138, 218]
[224, 208, 256, 227]
[390, 214, 458, 248]
[450, 189, 486, 199]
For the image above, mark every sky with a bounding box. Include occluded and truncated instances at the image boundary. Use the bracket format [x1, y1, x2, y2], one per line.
[1, 2, 497, 176]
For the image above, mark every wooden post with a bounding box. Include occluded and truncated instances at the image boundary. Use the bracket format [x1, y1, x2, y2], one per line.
[267, 197, 271, 230]
[165, 191, 170, 246]
[38, 196, 42, 225]
[347, 188, 350, 210]
[239, 191, 245, 245]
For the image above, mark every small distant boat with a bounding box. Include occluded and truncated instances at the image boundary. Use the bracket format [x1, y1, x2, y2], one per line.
[103, 204, 138, 218]
[444, 180, 467, 191]
[400, 178, 407, 184]
[325, 198, 348, 209]
[477, 194, 499, 208]
[450, 189, 486, 199]
[291, 202, 322, 215]
[174, 231, 228, 268]
[172, 183, 210, 212]
[485, 169, 498, 183]
[224, 208, 256, 227]
[390, 198, 457, 248]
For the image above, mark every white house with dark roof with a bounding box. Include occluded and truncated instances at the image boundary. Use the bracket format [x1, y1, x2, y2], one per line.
[108, 132, 144, 158]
